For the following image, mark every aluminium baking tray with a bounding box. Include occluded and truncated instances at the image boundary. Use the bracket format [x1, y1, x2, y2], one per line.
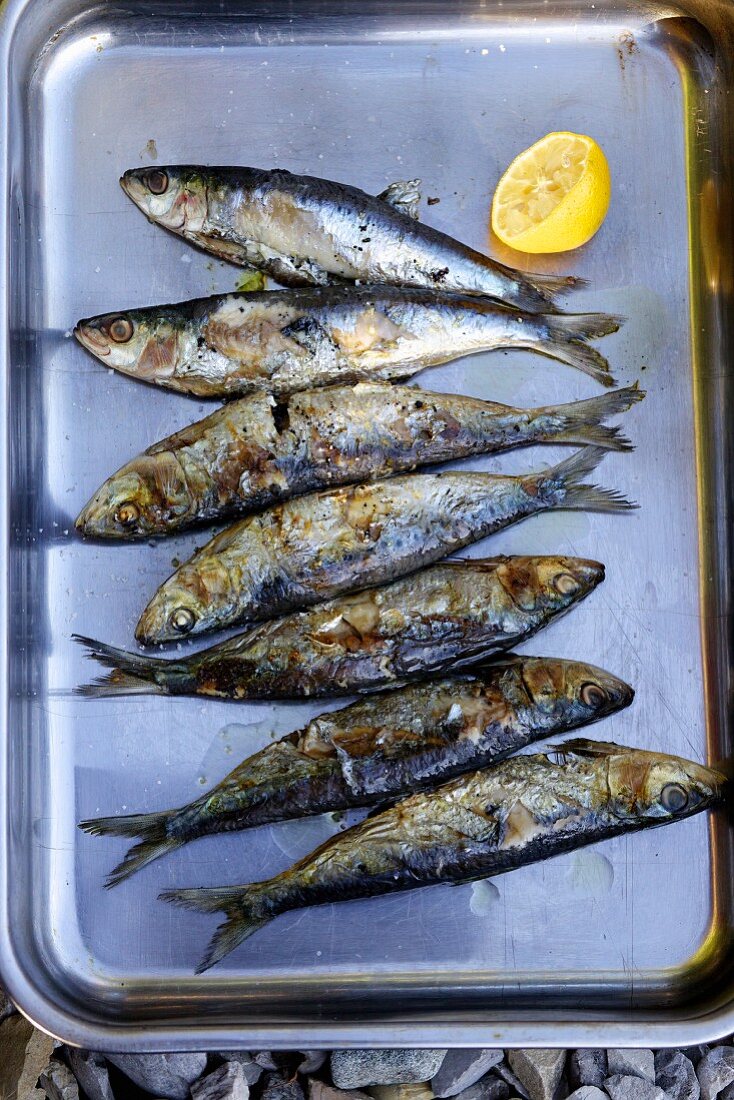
[1, 0, 733, 1051]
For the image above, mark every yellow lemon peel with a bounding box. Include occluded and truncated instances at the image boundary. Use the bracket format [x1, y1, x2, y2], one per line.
[492, 131, 611, 254]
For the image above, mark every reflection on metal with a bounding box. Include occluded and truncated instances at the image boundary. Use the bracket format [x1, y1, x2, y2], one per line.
[0, 0, 732, 1052]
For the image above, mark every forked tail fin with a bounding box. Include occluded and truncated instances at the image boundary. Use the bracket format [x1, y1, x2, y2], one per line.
[533, 446, 638, 514]
[73, 635, 193, 698]
[160, 882, 275, 972]
[539, 312, 624, 387]
[535, 384, 644, 451]
[79, 809, 183, 887]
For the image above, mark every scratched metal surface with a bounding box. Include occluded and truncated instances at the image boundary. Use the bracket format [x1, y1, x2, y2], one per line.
[0, 0, 733, 1050]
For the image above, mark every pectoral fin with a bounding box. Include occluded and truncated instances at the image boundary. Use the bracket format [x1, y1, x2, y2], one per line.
[185, 230, 257, 266]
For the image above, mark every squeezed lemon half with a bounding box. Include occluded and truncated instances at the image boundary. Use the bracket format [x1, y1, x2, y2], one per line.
[491, 132, 611, 254]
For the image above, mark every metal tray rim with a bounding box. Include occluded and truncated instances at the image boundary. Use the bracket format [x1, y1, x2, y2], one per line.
[2, 0, 734, 1049]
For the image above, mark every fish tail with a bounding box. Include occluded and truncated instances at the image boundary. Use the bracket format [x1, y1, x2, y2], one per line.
[534, 446, 638, 513]
[548, 311, 624, 340]
[160, 883, 274, 972]
[73, 634, 193, 698]
[541, 312, 624, 387]
[79, 809, 183, 887]
[536, 384, 645, 451]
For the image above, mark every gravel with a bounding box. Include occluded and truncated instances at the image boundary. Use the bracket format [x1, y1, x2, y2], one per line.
[568, 1051, 608, 1091]
[604, 1074, 667, 1100]
[38, 1061, 80, 1100]
[308, 1081, 372, 1100]
[454, 1076, 511, 1100]
[508, 1049, 566, 1100]
[261, 1070, 305, 1100]
[431, 1051, 504, 1098]
[13, 1037, 734, 1100]
[606, 1049, 655, 1084]
[331, 1050, 447, 1089]
[191, 1061, 250, 1100]
[215, 1054, 263, 1086]
[655, 1050, 700, 1100]
[0, 979, 15, 1024]
[66, 1050, 116, 1100]
[697, 1048, 734, 1100]
[105, 1053, 209, 1099]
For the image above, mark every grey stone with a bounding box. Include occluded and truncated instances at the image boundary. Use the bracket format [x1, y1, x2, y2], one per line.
[698, 1048, 734, 1100]
[493, 1063, 530, 1100]
[605, 1075, 666, 1100]
[309, 1081, 372, 1100]
[432, 1051, 504, 1098]
[655, 1050, 700, 1100]
[0, 1015, 35, 1099]
[331, 1050, 447, 1089]
[255, 1053, 280, 1070]
[191, 1061, 249, 1100]
[569, 1051, 608, 1090]
[566, 1090, 608, 1100]
[0, 1016, 56, 1100]
[38, 1060, 80, 1100]
[455, 1078, 510, 1100]
[0, 979, 15, 1023]
[66, 1050, 116, 1100]
[261, 1071, 305, 1100]
[607, 1049, 655, 1083]
[216, 1054, 263, 1086]
[684, 1048, 711, 1068]
[369, 1086, 434, 1100]
[508, 1050, 566, 1100]
[106, 1053, 208, 1099]
[298, 1052, 328, 1075]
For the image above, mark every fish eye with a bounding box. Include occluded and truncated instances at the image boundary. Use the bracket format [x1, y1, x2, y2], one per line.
[553, 572, 579, 595]
[115, 501, 140, 527]
[170, 607, 196, 634]
[145, 169, 169, 195]
[105, 316, 134, 343]
[580, 681, 607, 708]
[661, 783, 689, 814]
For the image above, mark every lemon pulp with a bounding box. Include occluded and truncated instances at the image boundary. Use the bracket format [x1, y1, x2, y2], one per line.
[491, 131, 611, 254]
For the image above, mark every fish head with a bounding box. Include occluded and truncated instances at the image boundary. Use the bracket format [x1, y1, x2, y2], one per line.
[565, 741, 725, 821]
[120, 166, 208, 235]
[75, 455, 190, 539]
[609, 747, 725, 821]
[515, 657, 634, 727]
[74, 307, 185, 381]
[497, 555, 604, 616]
[134, 552, 232, 644]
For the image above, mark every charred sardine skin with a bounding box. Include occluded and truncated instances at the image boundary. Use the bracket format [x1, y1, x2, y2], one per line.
[120, 166, 583, 311]
[135, 446, 633, 644]
[75, 556, 605, 700]
[160, 740, 725, 970]
[75, 285, 620, 397]
[76, 382, 642, 540]
[78, 655, 634, 885]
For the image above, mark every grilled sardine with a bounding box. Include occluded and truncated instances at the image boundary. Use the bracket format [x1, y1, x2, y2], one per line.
[76, 556, 603, 700]
[74, 286, 620, 398]
[79, 655, 633, 885]
[160, 741, 724, 970]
